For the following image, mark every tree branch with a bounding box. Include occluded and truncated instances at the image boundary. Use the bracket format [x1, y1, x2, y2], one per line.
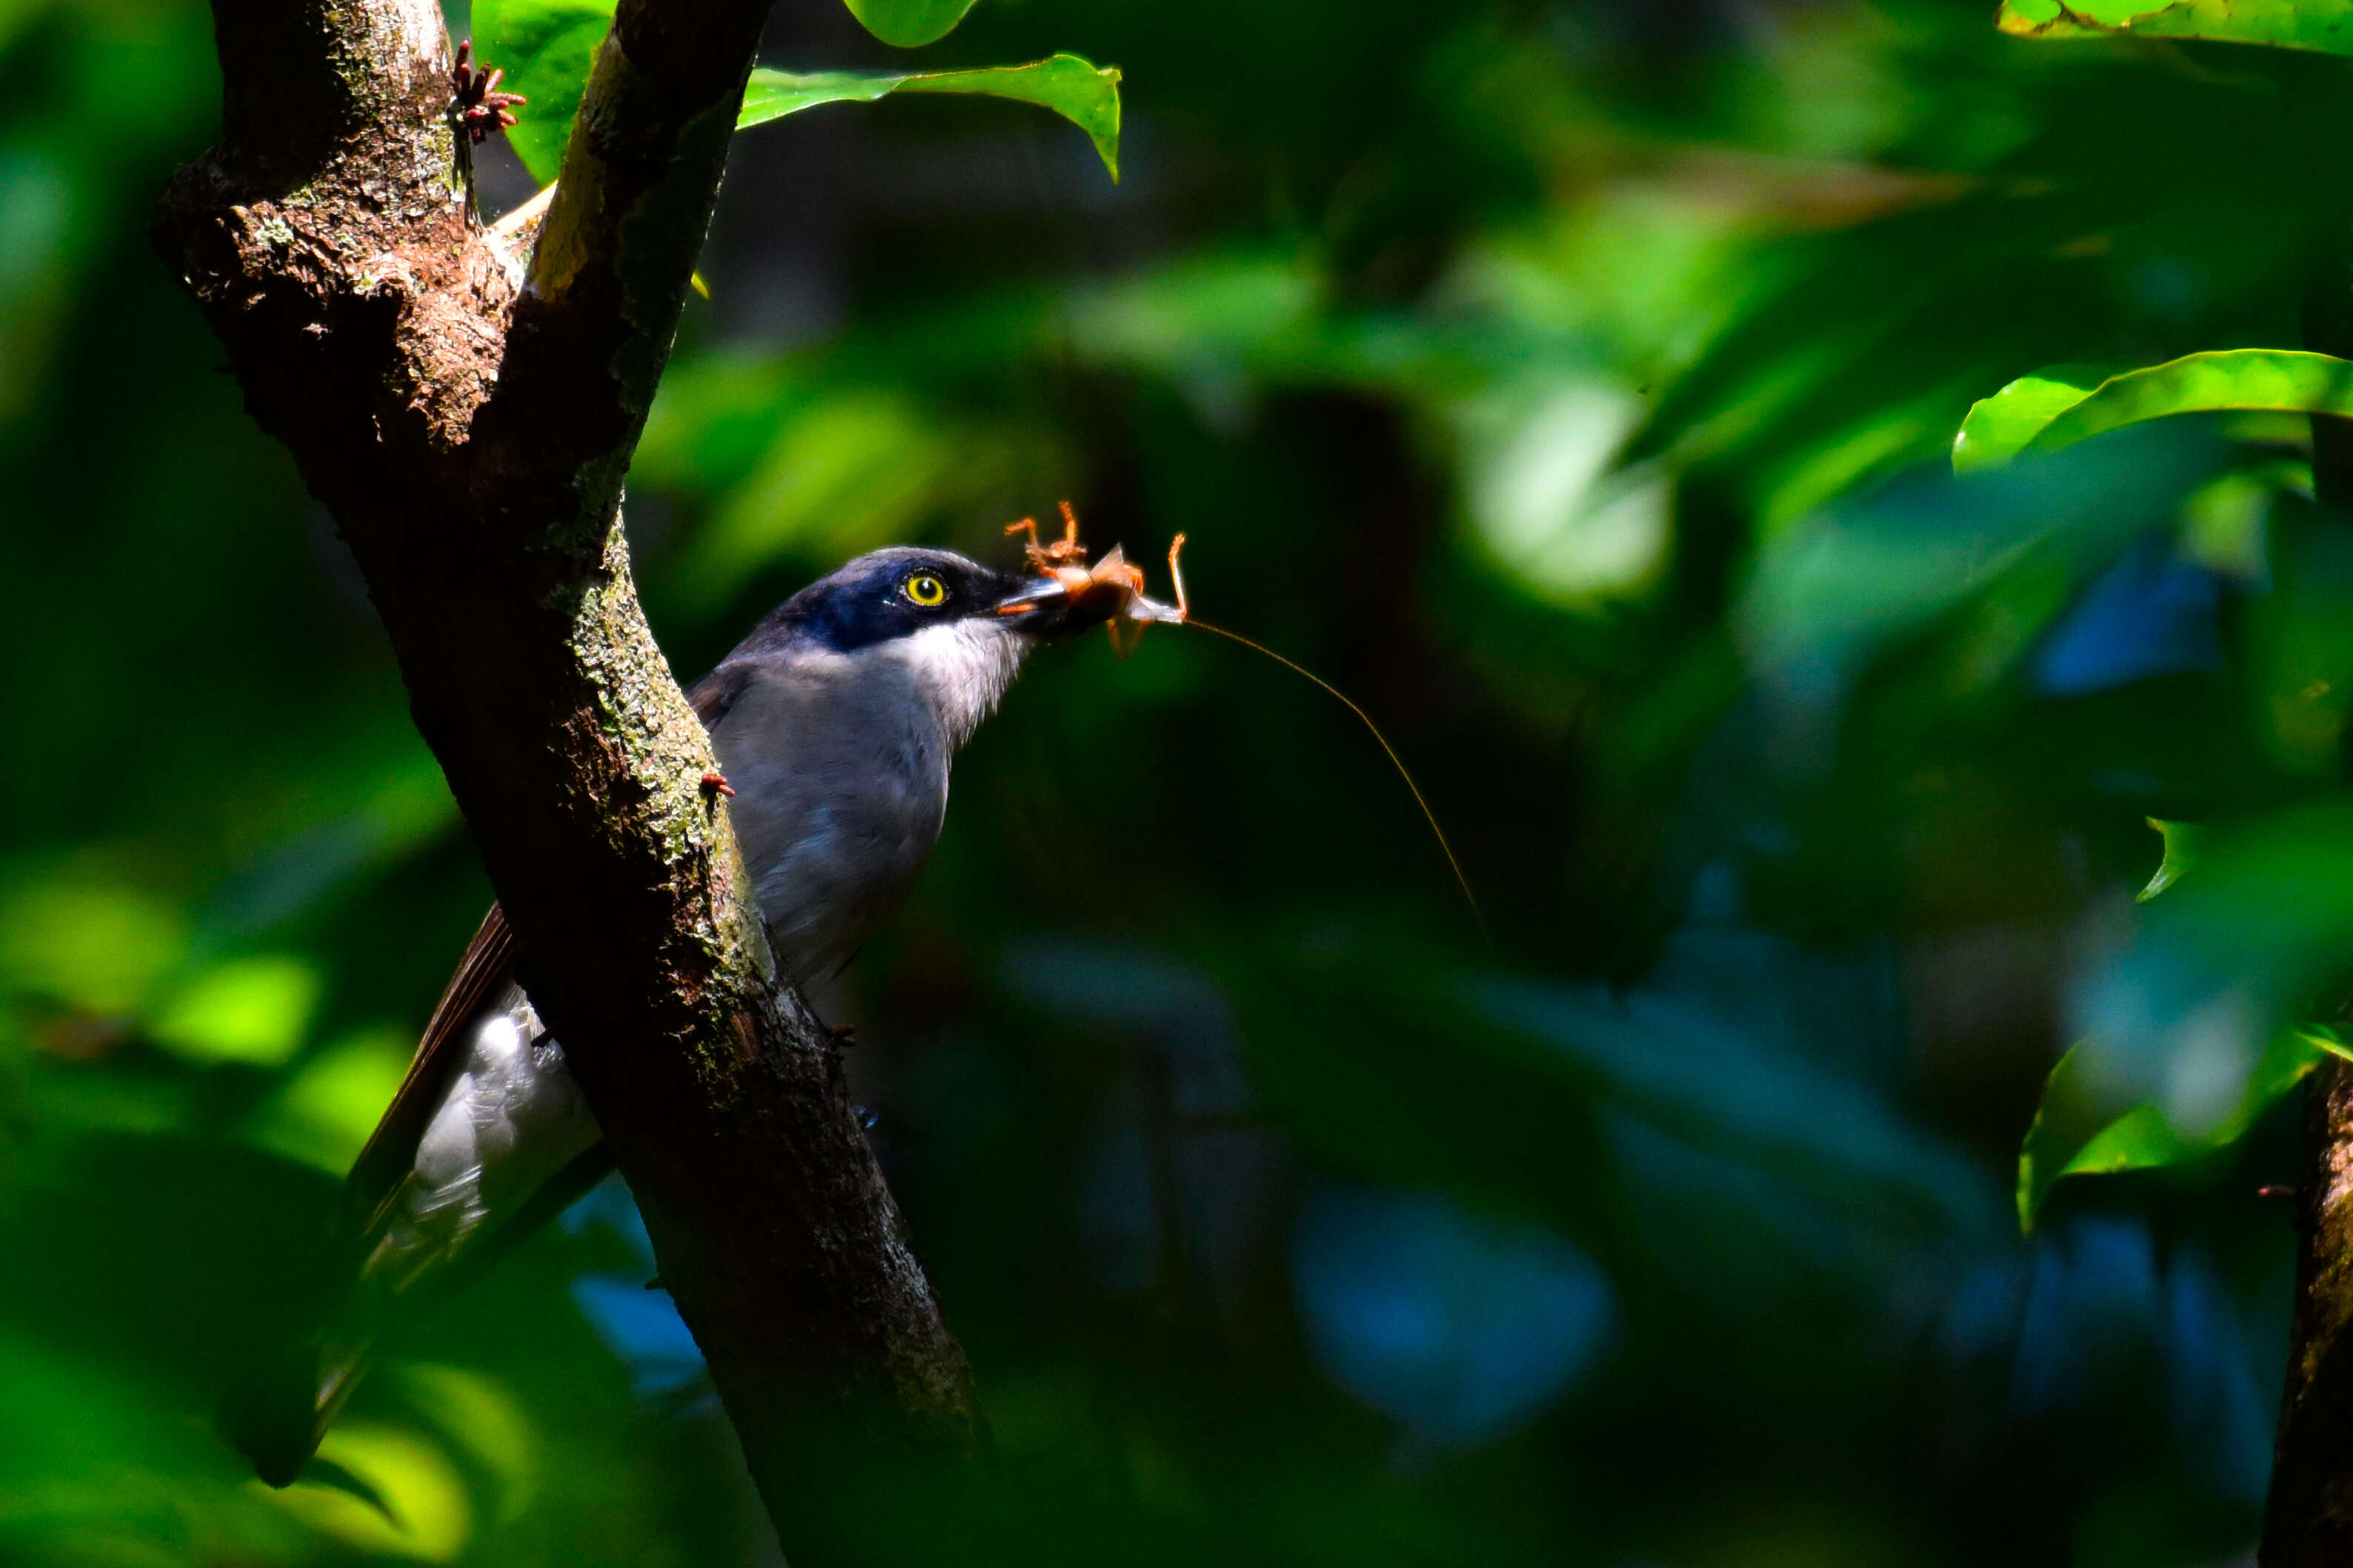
[155, 0, 982, 1546]
[2262, 1059, 2353, 1566]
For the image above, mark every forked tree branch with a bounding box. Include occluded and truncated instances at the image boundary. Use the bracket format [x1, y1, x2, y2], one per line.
[155, 0, 982, 1546]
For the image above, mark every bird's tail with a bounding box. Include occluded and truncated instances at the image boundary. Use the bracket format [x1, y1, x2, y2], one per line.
[220, 1288, 379, 1488]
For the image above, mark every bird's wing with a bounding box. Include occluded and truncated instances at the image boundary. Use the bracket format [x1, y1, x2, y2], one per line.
[340, 666, 742, 1241]
[246, 672, 771, 1485]
[341, 902, 518, 1240]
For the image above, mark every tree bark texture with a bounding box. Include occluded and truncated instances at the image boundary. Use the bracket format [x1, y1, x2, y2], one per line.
[2263, 1061, 2353, 1566]
[154, 0, 982, 1547]
[2268, 240, 2353, 1565]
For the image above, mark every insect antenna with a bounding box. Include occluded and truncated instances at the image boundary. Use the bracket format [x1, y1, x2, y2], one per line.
[1176, 613, 1491, 953]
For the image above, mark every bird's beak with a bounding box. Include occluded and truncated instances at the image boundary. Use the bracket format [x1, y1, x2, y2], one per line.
[991, 574, 1124, 639]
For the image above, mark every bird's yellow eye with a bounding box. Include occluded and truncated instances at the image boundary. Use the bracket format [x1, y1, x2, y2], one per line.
[902, 572, 948, 607]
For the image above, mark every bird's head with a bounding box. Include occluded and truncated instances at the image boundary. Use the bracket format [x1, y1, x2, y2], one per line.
[725, 545, 1131, 748]
[747, 545, 1126, 655]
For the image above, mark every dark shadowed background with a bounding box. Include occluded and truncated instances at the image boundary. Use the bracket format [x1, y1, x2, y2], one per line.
[3, 0, 2344, 1562]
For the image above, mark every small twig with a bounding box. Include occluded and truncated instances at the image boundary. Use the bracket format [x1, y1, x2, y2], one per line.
[491, 182, 557, 241]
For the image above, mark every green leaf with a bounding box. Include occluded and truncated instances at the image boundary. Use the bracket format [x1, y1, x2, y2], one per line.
[2137, 818, 2203, 902]
[843, 0, 979, 49]
[1954, 350, 2353, 473]
[469, 0, 614, 181]
[2017, 1027, 2339, 1232]
[1997, 0, 2353, 56]
[741, 54, 1122, 180]
[1951, 364, 2115, 474]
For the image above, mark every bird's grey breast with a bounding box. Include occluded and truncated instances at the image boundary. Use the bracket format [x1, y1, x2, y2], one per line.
[709, 650, 956, 985]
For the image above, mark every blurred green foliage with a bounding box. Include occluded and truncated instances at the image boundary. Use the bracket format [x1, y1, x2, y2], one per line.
[13, 0, 2353, 1561]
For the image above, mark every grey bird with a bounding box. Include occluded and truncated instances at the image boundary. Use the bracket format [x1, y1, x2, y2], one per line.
[229, 544, 1121, 1486]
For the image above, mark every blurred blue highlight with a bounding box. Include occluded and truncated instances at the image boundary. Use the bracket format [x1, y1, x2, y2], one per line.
[1290, 1185, 1614, 1450]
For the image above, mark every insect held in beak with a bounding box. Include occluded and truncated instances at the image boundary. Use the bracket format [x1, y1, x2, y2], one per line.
[1000, 501, 1188, 656]
[999, 503, 1488, 949]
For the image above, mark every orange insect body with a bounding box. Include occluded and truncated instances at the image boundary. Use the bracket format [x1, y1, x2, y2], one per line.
[1004, 501, 1186, 655]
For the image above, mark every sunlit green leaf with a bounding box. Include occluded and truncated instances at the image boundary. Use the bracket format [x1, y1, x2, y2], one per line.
[393, 1366, 539, 1524]
[1997, 0, 2353, 55]
[149, 955, 321, 1068]
[469, 0, 613, 181]
[2017, 1027, 2340, 1232]
[1951, 364, 2114, 475]
[2137, 818, 2203, 902]
[843, 0, 979, 48]
[256, 1424, 472, 1561]
[742, 55, 1122, 180]
[1954, 350, 2353, 472]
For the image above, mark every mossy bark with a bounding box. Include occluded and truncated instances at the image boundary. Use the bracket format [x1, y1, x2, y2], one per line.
[155, 0, 982, 1549]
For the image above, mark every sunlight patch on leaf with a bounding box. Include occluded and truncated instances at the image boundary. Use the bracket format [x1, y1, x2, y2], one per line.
[0, 875, 187, 1015]
[147, 955, 320, 1068]
[1997, 0, 2353, 55]
[393, 1365, 539, 1524]
[244, 1024, 412, 1170]
[256, 1424, 471, 1561]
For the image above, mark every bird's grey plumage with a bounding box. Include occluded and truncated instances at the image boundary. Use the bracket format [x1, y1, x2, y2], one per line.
[230, 545, 1114, 1484]
[721, 615, 1030, 987]
[376, 567, 1034, 1281]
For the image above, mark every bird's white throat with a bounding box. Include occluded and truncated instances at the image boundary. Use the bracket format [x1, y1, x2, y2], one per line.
[887, 618, 1031, 751]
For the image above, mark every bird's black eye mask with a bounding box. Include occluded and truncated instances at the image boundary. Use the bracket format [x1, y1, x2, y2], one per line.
[748, 548, 1039, 654]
